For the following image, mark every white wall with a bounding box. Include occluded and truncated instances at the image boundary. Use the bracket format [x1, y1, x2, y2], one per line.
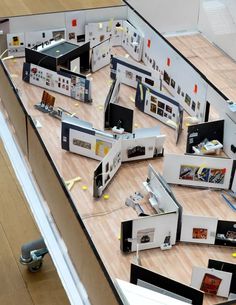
[198, 0, 236, 61]
[125, 0, 200, 33]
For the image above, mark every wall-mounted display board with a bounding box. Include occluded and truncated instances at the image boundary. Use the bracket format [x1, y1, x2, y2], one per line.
[114, 279, 190, 305]
[191, 266, 232, 298]
[23, 63, 92, 103]
[110, 55, 160, 89]
[7, 32, 25, 57]
[130, 264, 204, 305]
[65, 10, 86, 45]
[186, 120, 224, 154]
[121, 165, 180, 252]
[25, 40, 90, 72]
[25, 28, 66, 50]
[163, 154, 233, 190]
[7, 28, 66, 57]
[91, 38, 111, 72]
[180, 215, 218, 245]
[127, 6, 208, 121]
[208, 259, 236, 295]
[135, 81, 183, 144]
[85, 19, 124, 48]
[122, 20, 143, 61]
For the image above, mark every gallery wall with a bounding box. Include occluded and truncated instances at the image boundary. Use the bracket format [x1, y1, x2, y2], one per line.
[124, 0, 200, 33]
[198, 0, 236, 61]
[8, 7, 127, 33]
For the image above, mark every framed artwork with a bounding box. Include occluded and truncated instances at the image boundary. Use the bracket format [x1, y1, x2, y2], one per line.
[179, 165, 226, 184]
[192, 228, 208, 239]
[150, 103, 157, 114]
[200, 273, 222, 295]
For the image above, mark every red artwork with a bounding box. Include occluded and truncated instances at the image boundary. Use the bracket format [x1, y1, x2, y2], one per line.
[72, 19, 77, 27]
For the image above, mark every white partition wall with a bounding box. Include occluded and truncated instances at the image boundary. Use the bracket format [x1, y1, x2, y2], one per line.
[127, 8, 208, 121]
[125, 0, 200, 33]
[198, 0, 236, 61]
[163, 154, 233, 189]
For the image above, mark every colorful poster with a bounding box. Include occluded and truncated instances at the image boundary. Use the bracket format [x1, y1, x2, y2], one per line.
[179, 165, 226, 185]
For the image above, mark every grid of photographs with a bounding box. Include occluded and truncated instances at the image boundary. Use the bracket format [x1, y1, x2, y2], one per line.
[179, 165, 226, 184]
[149, 95, 174, 120]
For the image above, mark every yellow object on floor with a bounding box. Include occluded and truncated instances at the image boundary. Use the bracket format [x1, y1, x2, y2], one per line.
[65, 176, 82, 191]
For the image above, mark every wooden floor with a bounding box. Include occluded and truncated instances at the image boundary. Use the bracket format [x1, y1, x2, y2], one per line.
[0, 0, 123, 18]
[0, 139, 70, 305]
[4, 34, 236, 305]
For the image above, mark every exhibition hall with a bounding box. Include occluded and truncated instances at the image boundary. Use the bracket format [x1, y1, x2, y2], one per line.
[0, 1, 236, 305]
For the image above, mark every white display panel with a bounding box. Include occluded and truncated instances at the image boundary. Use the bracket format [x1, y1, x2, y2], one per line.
[131, 212, 178, 251]
[145, 164, 179, 213]
[29, 64, 71, 97]
[85, 6, 127, 24]
[101, 138, 122, 188]
[128, 8, 208, 121]
[7, 32, 25, 57]
[115, 279, 190, 305]
[25, 28, 66, 49]
[163, 154, 233, 189]
[111, 55, 160, 90]
[125, 0, 199, 33]
[70, 57, 80, 74]
[91, 39, 111, 72]
[9, 13, 65, 33]
[121, 136, 156, 162]
[143, 88, 181, 128]
[191, 266, 232, 298]
[122, 21, 144, 61]
[180, 215, 218, 244]
[198, 0, 236, 61]
[85, 19, 124, 48]
[69, 128, 115, 161]
[65, 10, 86, 44]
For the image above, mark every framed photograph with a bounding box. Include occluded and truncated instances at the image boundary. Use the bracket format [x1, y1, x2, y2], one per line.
[209, 168, 226, 184]
[125, 70, 133, 80]
[151, 95, 157, 103]
[185, 94, 191, 106]
[165, 105, 172, 113]
[200, 273, 222, 295]
[157, 108, 164, 117]
[158, 101, 165, 109]
[150, 103, 157, 114]
[179, 165, 198, 180]
[192, 228, 208, 239]
[163, 71, 170, 85]
[73, 139, 91, 150]
[137, 228, 155, 244]
[171, 79, 176, 89]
